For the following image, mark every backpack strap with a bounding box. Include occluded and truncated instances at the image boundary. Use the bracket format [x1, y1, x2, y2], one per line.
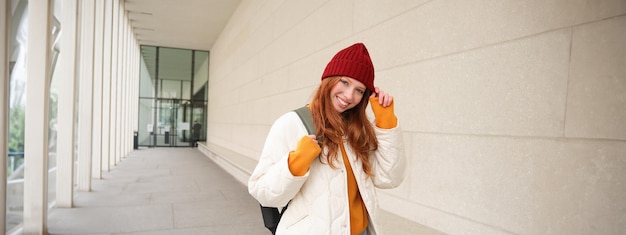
[293, 105, 315, 135]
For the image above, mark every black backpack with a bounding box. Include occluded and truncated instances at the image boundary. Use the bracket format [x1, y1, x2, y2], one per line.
[259, 105, 316, 234]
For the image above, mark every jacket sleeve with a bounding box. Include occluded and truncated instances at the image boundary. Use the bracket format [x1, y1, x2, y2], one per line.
[370, 122, 407, 189]
[248, 112, 310, 207]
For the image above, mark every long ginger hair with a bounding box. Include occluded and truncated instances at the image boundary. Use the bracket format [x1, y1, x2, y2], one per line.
[309, 76, 378, 176]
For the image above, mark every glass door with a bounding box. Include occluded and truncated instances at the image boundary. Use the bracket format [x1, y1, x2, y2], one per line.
[154, 99, 180, 147]
[189, 101, 206, 146]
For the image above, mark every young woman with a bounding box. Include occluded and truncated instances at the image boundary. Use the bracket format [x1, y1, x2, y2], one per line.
[249, 43, 406, 235]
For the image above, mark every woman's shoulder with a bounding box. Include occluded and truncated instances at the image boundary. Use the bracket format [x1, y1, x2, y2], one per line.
[266, 109, 308, 139]
[269, 109, 306, 131]
[275, 110, 301, 124]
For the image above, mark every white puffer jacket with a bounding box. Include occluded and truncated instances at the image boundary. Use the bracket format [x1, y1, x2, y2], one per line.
[248, 111, 406, 235]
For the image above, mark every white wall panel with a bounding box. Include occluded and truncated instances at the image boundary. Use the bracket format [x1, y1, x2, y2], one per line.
[379, 29, 571, 137]
[353, 0, 429, 33]
[409, 134, 626, 235]
[357, 0, 626, 71]
[566, 16, 626, 140]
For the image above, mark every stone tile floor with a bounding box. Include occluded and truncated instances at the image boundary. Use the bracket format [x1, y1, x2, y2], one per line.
[47, 147, 269, 235]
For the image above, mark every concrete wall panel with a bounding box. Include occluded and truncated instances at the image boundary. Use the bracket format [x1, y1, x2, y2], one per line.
[354, 0, 429, 33]
[379, 29, 571, 137]
[409, 134, 626, 234]
[359, 0, 626, 71]
[566, 16, 626, 140]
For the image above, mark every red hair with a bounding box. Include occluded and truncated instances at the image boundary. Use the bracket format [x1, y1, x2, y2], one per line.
[309, 77, 378, 176]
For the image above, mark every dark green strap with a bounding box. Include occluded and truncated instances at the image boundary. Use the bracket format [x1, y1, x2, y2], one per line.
[294, 105, 315, 135]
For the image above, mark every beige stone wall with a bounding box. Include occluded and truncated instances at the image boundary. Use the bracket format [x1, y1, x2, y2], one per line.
[207, 0, 626, 234]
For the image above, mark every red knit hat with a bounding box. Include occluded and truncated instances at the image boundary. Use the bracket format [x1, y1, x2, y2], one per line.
[321, 43, 375, 92]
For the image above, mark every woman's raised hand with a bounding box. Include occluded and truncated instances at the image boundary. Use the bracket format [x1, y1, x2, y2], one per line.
[370, 86, 393, 108]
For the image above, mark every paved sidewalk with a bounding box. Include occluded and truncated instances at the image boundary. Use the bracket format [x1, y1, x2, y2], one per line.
[47, 147, 270, 235]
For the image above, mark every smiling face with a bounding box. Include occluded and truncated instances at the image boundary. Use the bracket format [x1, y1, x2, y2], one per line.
[330, 76, 367, 113]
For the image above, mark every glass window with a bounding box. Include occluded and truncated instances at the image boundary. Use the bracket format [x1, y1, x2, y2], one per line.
[137, 98, 154, 145]
[182, 80, 191, 100]
[139, 46, 156, 98]
[7, 0, 29, 232]
[193, 51, 209, 100]
[160, 79, 181, 99]
[159, 48, 191, 79]
[137, 46, 207, 148]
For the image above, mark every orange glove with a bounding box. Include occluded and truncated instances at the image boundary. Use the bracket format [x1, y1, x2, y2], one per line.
[370, 97, 398, 129]
[288, 135, 321, 176]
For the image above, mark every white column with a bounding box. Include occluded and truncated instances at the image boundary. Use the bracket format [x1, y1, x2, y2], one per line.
[77, 0, 96, 191]
[115, 0, 123, 163]
[0, 1, 10, 231]
[23, 0, 52, 233]
[56, 0, 79, 208]
[129, 40, 135, 151]
[124, 14, 130, 154]
[119, 12, 127, 156]
[109, 0, 119, 168]
[135, 42, 140, 133]
[127, 32, 131, 153]
[91, 0, 105, 179]
[130, 41, 135, 149]
[131, 31, 137, 152]
[124, 21, 130, 154]
[101, 0, 112, 172]
[132, 41, 138, 140]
